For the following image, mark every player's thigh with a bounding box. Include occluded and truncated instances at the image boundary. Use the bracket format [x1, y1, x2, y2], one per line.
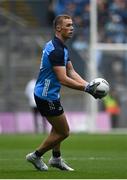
[46, 113, 69, 135]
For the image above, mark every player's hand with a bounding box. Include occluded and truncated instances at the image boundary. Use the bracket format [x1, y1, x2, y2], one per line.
[94, 90, 106, 99]
[85, 81, 104, 99]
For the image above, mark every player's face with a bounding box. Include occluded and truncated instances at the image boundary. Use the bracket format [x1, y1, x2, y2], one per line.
[60, 19, 74, 39]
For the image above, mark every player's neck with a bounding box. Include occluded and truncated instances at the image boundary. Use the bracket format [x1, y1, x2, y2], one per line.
[55, 33, 66, 44]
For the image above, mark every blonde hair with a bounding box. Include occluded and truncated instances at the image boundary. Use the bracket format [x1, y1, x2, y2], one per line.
[53, 14, 72, 30]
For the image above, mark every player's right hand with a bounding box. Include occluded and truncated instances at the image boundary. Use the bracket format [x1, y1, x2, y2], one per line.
[85, 81, 104, 99]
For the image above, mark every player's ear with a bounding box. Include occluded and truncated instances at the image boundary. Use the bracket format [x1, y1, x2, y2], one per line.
[56, 25, 61, 32]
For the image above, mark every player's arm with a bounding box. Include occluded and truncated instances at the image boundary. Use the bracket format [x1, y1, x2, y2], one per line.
[53, 66, 86, 91]
[66, 61, 106, 99]
[49, 50, 87, 91]
[66, 61, 88, 84]
[53, 66, 103, 99]
[49, 49, 102, 98]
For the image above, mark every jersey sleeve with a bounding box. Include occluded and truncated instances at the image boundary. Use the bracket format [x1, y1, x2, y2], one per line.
[49, 49, 65, 66]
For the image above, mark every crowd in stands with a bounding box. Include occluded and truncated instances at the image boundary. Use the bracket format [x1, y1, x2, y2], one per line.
[53, 0, 127, 44]
[98, 0, 127, 43]
[1, 0, 127, 44]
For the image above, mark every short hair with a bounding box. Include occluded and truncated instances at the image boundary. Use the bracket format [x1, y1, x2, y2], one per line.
[53, 14, 72, 30]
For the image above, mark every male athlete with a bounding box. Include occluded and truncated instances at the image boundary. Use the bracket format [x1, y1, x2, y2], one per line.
[26, 14, 104, 171]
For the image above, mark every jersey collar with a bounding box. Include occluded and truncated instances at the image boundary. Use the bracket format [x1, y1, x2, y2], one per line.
[54, 36, 67, 48]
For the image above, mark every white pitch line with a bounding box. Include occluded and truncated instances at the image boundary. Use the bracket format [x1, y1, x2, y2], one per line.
[0, 157, 127, 161]
[67, 157, 127, 161]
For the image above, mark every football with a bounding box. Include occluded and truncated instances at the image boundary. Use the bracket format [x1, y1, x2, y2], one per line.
[92, 78, 110, 97]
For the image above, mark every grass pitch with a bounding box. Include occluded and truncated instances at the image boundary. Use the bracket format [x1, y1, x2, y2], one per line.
[0, 133, 127, 179]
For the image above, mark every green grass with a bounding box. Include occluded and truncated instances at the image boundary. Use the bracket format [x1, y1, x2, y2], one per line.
[0, 133, 127, 179]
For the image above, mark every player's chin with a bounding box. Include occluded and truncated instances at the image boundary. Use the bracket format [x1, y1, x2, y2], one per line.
[68, 33, 73, 38]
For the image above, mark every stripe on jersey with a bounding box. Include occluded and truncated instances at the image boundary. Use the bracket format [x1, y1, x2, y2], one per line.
[42, 79, 50, 97]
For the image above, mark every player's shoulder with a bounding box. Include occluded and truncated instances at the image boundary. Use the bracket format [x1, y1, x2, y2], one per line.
[44, 37, 68, 57]
[44, 40, 55, 52]
[44, 39, 62, 54]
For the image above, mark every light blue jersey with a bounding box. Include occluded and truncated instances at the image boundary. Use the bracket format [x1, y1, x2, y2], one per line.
[34, 36, 70, 100]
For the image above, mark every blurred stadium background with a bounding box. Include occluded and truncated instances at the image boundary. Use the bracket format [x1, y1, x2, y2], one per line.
[0, 0, 127, 134]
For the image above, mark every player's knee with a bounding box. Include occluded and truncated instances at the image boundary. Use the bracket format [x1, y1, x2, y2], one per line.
[65, 130, 70, 138]
[61, 129, 70, 139]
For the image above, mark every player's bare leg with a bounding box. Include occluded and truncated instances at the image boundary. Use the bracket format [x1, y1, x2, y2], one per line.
[36, 113, 69, 154]
[43, 114, 74, 171]
[26, 125, 63, 171]
[26, 113, 74, 171]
